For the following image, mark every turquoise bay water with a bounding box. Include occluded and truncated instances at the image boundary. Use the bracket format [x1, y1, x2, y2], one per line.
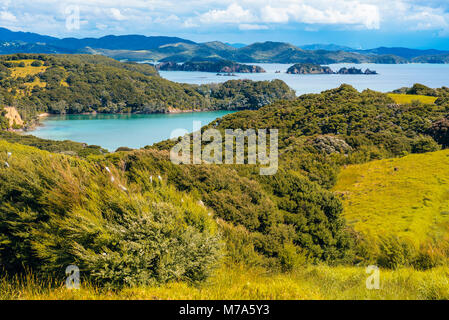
[29, 63, 449, 150]
[31, 111, 234, 151]
[160, 63, 449, 95]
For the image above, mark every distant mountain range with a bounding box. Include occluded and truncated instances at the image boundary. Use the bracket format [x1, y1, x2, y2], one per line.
[1, 27, 448, 64]
[299, 44, 355, 52]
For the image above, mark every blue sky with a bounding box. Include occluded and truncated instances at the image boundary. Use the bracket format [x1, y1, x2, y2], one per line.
[1, 0, 449, 49]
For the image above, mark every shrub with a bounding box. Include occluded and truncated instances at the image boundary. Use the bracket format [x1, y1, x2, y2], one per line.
[411, 136, 441, 153]
[278, 243, 306, 272]
[377, 236, 415, 269]
[429, 117, 449, 147]
[0, 141, 221, 288]
[30, 60, 43, 67]
[407, 83, 437, 96]
[115, 146, 134, 152]
[413, 241, 448, 270]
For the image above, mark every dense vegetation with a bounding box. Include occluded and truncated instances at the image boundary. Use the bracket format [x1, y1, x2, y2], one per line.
[0, 54, 295, 124]
[153, 84, 449, 268]
[1, 82, 449, 294]
[392, 83, 449, 97]
[0, 131, 106, 157]
[0, 141, 220, 287]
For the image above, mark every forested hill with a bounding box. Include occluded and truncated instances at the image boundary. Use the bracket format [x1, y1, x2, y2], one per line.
[2, 28, 449, 64]
[2, 84, 449, 288]
[0, 54, 295, 124]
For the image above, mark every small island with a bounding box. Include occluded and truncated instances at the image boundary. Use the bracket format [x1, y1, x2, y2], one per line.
[286, 63, 333, 74]
[337, 67, 378, 75]
[156, 60, 266, 73]
[286, 63, 377, 75]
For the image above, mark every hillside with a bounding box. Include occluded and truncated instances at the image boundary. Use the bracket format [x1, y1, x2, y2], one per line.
[334, 150, 449, 249]
[0, 54, 295, 125]
[1, 83, 449, 296]
[3, 28, 448, 64]
[356, 47, 449, 59]
[0, 27, 195, 51]
[412, 53, 449, 64]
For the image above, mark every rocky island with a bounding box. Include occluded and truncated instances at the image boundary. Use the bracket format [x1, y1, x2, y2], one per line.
[337, 67, 378, 75]
[286, 63, 377, 75]
[156, 60, 266, 73]
[286, 63, 334, 74]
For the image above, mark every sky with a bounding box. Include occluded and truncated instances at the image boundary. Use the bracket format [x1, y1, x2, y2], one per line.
[1, 0, 449, 49]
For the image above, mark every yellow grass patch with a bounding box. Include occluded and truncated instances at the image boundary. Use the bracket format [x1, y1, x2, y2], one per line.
[334, 150, 449, 246]
[1, 265, 448, 300]
[7, 59, 48, 78]
[388, 93, 437, 105]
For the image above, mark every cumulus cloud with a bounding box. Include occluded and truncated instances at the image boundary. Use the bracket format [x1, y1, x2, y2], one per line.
[0, 0, 447, 40]
[199, 3, 256, 24]
[192, 0, 381, 30]
[261, 1, 380, 29]
[0, 10, 17, 23]
[239, 23, 269, 30]
[109, 8, 126, 21]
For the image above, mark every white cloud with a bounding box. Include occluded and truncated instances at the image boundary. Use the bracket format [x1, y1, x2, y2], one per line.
[390, 2, 449, 34]
[154, 14, 180, 24]
[261, 1, 380, 30]
[0, 10, 17, 22]
[109, 8, 126, 21]
[0, 0, 448, 39]
[199, 3, 256, 24]
[260, 6, 289, 23]
[239, 23, 268, 30]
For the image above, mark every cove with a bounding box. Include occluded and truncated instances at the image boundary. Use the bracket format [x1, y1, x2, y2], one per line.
[29, 111, 235, 151]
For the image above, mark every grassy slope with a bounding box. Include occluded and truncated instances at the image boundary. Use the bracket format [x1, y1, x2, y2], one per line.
[388, 93, 437, 105]
[2, 265, 448, 300]
[334, 149, 449, 246]
[1, 139, 448, 300]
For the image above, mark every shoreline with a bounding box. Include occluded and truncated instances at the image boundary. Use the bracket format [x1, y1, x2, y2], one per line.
[24, 108, 234, 133]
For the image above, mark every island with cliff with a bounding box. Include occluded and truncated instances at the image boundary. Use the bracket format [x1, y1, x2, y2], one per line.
[156, 59, 266, 73]
[287, 63, 377, 75]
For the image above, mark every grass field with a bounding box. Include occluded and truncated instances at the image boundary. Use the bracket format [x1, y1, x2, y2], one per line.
[1, 264, 448, 300]
[334, 149, 449, 247]
[7, 59, 48, 78]
[388, 93, 437, 105]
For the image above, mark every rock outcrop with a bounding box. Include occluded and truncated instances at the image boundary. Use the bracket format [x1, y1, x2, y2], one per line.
[337, 67, 378, 75]
[156, 60, 266, 73]
[286, 63, 334, 74]
[287, 64, 377, 75]
[3, 107, 23, 128]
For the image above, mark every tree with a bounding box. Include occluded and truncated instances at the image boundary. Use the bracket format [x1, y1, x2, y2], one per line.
[429, 117, 449, 147]
[30, 60, 43, 67]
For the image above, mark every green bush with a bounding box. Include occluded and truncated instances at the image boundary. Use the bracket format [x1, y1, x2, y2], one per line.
[0, 141, 221, 288]
[411, 135, 441, 153]
[377, 236, 415, 269]
[30, 60, 43, 67]
[278, 243, 306, 272]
